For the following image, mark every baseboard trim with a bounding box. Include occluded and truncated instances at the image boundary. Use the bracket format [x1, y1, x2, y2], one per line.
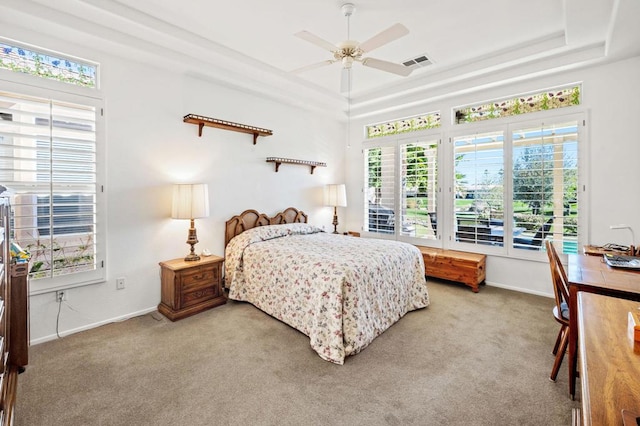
[30, 306, 158, 345]
[485, 281, 553, 298]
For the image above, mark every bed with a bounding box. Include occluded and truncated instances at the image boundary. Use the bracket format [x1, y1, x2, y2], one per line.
[224, 207, 430, 364]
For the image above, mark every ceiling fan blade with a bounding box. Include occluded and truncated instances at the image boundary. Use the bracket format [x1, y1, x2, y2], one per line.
[361, 57, 413, 77]
[291, 60, 335, 74]
[294, 30, 338, 52]
[340, 68, 351, 93]
[359, 23, 409, 54]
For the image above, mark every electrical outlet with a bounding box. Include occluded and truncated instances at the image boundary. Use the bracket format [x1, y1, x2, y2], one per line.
[56, 290, 66, 302]
[116, 277, 125, 290]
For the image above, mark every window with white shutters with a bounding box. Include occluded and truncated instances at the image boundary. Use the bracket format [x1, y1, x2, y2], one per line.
[0, 90, 104, 286]
[453, 131, 505, 246]
[451, 116, 582, 255]
[364, 136, 439, 241]
[365, 145, 396, 235]
[400, 140, 438, 239]
[511, 120, 579, 253]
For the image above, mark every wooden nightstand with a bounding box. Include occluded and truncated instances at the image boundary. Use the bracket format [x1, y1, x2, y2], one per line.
[158, 255, 226, 321]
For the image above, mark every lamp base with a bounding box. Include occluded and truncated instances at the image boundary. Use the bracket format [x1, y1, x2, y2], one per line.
[332, 206, 339, 234]
[184, 218, 201, 261]
[184, 252, 201, 262]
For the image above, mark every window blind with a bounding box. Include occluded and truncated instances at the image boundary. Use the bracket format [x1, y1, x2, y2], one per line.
[453, 131, 505, 246]
[511, 120, 579, 252]
[364, 146, 396, 235]
[400, 140, 438, 239]
[0, 90, 99, 281]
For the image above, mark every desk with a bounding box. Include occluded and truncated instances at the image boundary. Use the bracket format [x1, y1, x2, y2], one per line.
[577, 292, 640, 426]
[567, 254, 640, 398]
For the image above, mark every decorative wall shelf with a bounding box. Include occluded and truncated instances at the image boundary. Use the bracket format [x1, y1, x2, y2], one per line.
[266, 157, 327, 174]
[183, 114, 273, 144]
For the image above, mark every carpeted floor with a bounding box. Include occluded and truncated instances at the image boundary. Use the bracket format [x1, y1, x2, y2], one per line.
[17, 280, 580, 425]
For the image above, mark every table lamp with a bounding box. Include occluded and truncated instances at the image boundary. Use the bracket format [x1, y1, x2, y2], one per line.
[172, 183, 210, 261]
[325, 184, 347, 234]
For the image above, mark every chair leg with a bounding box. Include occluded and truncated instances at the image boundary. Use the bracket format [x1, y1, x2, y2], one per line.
[552, 326, 563, 355]
[550, 324, 569, 382]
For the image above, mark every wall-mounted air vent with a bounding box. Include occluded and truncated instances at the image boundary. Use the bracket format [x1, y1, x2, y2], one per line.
[402, 55, 433, 68]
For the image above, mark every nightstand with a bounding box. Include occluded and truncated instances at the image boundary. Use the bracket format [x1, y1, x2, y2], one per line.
[158, 255, 226, 321]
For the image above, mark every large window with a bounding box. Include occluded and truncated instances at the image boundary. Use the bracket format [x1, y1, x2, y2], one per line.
[511, 120, 579, 253]
[453, 131, 504, 246]
[364, 136, 439, 242]
[452, 115, 582, 254]
[0, 90, 104, 286]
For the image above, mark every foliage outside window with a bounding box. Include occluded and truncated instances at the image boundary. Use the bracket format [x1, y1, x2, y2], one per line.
[454, 85, 580, 124]
[452, 118, 580, 254]
[511, 121, 578, 253]
[0, 41, 97, 88]
[364, 138, 438, 240]
[366, 112, 440, 139]
[453, 131, 505, 246]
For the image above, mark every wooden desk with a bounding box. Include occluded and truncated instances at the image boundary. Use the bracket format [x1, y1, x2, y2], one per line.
[577, 292, 640, 426]
[567, 254, 640, 399]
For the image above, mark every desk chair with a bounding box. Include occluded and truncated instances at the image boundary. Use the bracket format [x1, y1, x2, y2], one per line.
[545, 240, 572, 385]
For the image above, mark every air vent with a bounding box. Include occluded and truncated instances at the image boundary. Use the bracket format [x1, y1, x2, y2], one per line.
[403, 55, 432, 68]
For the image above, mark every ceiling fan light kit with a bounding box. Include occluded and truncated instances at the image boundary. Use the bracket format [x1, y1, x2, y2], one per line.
[292, 2, 413, 91]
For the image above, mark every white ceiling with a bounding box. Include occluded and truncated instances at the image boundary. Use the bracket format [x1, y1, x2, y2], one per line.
[2, 0, 640, 117]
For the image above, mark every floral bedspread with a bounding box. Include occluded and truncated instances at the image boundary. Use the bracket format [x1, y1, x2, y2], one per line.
[225, 224, 430, 364]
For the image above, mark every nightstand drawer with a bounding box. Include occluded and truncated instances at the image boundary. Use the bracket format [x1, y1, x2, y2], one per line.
[183, 284, 219, 308]
[181, 266, 219, 291]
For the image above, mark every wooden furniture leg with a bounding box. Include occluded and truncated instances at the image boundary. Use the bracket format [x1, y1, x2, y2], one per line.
[568, 285, 579, 399]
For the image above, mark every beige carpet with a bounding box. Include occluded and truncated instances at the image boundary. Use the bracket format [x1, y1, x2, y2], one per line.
[17, 280, 580, 425]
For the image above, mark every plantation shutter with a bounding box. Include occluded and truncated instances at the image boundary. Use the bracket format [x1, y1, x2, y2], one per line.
[364, 145, 396, 234]
[453, 131, 505, 246]
[400, 140, 438, 239]
[0, 90, 100, 283]
[511, 120, 579, 252]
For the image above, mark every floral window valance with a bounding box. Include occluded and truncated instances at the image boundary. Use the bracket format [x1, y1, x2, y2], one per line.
[454, 85, 581, 124]
[366, 111, 441, 139]
[0, 40, 97, 88]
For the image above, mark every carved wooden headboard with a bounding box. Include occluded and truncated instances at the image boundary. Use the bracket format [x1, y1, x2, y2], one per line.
[224, 207, 308, 248]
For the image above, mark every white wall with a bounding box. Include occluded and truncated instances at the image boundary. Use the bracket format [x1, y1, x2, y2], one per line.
[345, 55, 640, 296]
[22, 50, 346, 343]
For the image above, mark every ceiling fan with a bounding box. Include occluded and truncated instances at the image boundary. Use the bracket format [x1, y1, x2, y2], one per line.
[292, 3, 413, 92]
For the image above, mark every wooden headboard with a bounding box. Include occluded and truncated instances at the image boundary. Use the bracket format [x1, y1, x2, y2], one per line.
[224, 207, 308, 248]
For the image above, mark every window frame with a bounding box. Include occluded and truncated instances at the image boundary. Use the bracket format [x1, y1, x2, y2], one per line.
[447, 109, 588, 260]
[0, 78, 106, 295]
[362, 128, 443, 248]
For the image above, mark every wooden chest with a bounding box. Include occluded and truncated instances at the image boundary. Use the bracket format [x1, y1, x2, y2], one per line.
[416, 246, 486, 292]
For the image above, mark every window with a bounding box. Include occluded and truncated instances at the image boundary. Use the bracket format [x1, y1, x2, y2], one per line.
[454, 85, 581, 124]
[364, 85, 584, 258]
[0, 39, 97, 88]
[511, 120, 579, 253]
[453, 131, 504, 246]
[366, 111, 440, 139]
[364, 135, 439, 242]
[0, 90, 104, 285]
[452, 115, 582, 254]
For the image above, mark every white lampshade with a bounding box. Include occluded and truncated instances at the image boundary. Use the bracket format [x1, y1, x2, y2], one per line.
[325, 184, 347, 207]
[171, 183, 210, 219]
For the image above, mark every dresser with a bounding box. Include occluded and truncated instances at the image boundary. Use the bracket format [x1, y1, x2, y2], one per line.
[158, 255, 226, 321]
[0, 196, 28, 425]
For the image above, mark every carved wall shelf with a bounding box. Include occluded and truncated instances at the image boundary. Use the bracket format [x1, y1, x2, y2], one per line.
[266, 157, 327, 174]
[184, 114, 273, 144]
